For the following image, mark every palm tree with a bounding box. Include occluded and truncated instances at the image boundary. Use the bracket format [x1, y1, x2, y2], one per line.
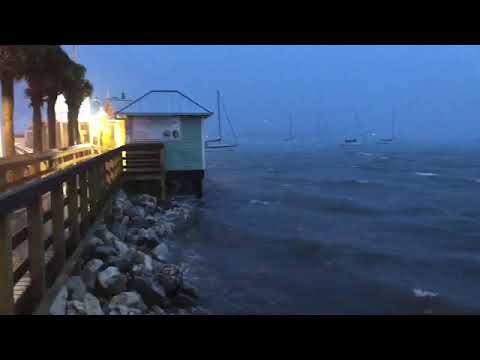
[44, 46, 70, 149]
[23, 45, 53, 153]
[0, 46, 26, 158]
[62, 62, 93, 146]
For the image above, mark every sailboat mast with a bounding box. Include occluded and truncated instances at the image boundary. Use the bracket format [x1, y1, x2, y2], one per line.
[217, 90, 222, 139]
[290, 113, 293, 138]
[391, 110, 395, 139]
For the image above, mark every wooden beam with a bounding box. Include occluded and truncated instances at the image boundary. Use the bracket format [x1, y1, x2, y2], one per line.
[67, 176, 80, 249]
[0, 214, 14, 315]
[79, 172, 89, 235]
[51, 186, 65, 276]
[27, 196, 46, 302]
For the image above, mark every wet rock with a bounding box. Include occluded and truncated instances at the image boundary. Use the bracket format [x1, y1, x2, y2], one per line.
[129, 263, 143, 275]
[180, 281, 199, 299]
[93, 223, 108, 238]
[97, 229, 120, 247]
[138, 228, 160, 249]
[128, 275, 167, 307]
[155, 264, 183, 295]
[145, 215, 156, 227]
[92, 245, 118, 261]
[171, 292, 196, 309]
[84, 293, 104, 315]
[127, 308, 143, 315]
[153, 222, 175, 237]
[97, 267, 127, 296]
[67, 300, 86, 315]
[109, 291, 147, 312]
[66, 276, 87, 301]
[152, 305, 166, 315]
[125, 231, 139, 245]
[87, 236, 104, 248]
[114, 239, 129, 257]
[81, 259, 105, 290]
[130, 216, 149, 229]
[125, 206, 146, 219]
[111, 217, 129, 242]
[152, 243, 169, 262]
[106, 256, 133, 273]
[49, 286, 68, 315]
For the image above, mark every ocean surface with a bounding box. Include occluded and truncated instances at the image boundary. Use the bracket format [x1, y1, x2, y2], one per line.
[175, 139, 480, 314]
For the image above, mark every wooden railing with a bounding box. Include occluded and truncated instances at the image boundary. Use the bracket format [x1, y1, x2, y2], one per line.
[0, 143, 166, 315]
[0, 147, 123, 315]
[0, 144, 101, 193]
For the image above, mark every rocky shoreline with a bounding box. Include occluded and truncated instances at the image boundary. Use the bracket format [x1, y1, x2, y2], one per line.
[49, 190, 209, 315]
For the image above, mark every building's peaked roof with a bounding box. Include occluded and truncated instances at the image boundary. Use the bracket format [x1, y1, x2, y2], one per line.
[115, 90, 213, 118]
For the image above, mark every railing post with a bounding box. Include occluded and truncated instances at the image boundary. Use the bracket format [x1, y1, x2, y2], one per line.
[0, 214, 15, 315]
[79, 172, 89, 235]
[67, 175, 80, 250]
[27, 196, 46, 302]
[88, 166, 99, 219]
[51, 185, 65, 276]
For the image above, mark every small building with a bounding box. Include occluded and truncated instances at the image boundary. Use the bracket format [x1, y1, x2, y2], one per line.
[116, 90, 213, 197]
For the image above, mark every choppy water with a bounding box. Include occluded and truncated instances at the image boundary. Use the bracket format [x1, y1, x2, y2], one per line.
[176, 140, 480, 314]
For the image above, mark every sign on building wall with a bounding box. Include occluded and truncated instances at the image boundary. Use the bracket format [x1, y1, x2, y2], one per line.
[132, 118, 182, 142]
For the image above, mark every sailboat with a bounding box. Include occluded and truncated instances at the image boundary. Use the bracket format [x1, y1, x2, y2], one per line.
[377, 111, 395, 144]
[283, 113, 294, 141]
[342, 112, 362, 146]
[205, 90, 239, 150]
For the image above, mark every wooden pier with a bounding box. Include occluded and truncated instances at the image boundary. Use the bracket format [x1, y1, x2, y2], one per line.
[0, 143, 166, 315]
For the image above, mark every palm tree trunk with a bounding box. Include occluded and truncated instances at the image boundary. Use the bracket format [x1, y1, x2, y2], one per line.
[32, 102, 43, 153]
[47, 95, 57, 149]
[67, 107, 79, 146]
[1, 77, 15, 158]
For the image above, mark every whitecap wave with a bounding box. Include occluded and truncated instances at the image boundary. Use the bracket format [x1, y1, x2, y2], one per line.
[413, 288, 438, 298]
[414, 172, 438, 177]
[249, 200, 270, 206]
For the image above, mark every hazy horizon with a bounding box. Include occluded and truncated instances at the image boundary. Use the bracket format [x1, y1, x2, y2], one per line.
[5, 45, 480, 143]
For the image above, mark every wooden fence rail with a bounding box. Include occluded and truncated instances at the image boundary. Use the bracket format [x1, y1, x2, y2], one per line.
[0, 143, 166, 315]
[0, 144, 101, 193]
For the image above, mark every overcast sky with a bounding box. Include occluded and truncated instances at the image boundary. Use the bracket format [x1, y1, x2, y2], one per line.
[8, 45, 480, 142]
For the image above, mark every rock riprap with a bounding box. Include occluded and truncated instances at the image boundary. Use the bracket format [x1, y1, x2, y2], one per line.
[49, 190, 205, 315]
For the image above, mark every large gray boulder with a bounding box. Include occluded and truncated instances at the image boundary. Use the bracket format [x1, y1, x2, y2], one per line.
[97, 267, 127, 296]
[155, 264, 183, 295]
[96, 228, 120, 247]
[151, 305, 166, 315]
[111, 216, 129, 242]
[128, 275, 167, 307]
[91, 245, 118, 261]
[109, 291, 147, 312]
[49, 286, 68, 315]
[125, 205, 146, 219]
[66, 276, 87, 301]
[84, 293, 104, 315]
[67, 300, 86, 315]
[171, 292, 196, 309]
[152, 243, 169, 262]
[113, 239, 129, 257]
[81, 259, 104, 290]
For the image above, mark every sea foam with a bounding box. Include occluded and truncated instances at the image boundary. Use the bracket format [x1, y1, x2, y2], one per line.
[413, 289, 438, 298]
[414, 172, 438, 177]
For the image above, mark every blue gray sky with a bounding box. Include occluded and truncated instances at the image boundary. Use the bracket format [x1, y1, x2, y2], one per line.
[9, 45, 480, 142]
